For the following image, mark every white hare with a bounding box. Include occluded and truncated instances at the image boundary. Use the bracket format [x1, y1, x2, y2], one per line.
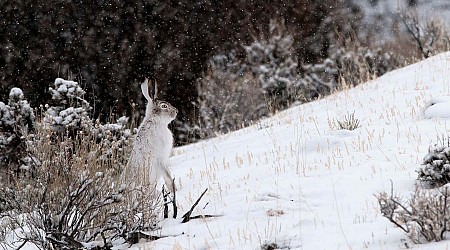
[128, 79, 177, 193]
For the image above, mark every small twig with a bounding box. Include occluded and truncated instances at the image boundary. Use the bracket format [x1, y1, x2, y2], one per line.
[188, 214, 222, 220]
[182, 188, 208, 223]
[126, 231, 168, 245]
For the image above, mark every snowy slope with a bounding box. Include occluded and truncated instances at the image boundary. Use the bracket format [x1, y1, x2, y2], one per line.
[132, 52, 450, 250]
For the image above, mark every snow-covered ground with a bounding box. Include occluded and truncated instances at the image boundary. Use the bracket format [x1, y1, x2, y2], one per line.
[127, 52, 450, 249]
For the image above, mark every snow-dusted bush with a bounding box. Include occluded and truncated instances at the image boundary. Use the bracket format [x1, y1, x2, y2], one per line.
[44, 78, 91, 133]
[43, 78, 133, 172]
[244, 19, 306, 109]
[377, 139, 450, 244]
[377, 185, 450, 243]
[1, 79, 133, 183]
[417, 139, 450, 187]
[0, 87, 35, 179]
[332, 46, 399, 86]
[190, 19, 398, 140]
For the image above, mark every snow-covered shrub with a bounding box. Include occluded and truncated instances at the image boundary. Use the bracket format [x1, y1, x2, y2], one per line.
[190, 18, 398, 141]
[1, 78, 134, 185]
[378, 139, 450, 244]
[0, 125, 158, 249]
[42, 78, 133, 172]
[299, 58, 336, 99]
[244, 19, 306, 109]
[377, 185, 450, 243]
[417, 139, 450, 187]
[400, 10, 450, 59]
[44, 78, 91, 133]
[0, 87, 35, 179]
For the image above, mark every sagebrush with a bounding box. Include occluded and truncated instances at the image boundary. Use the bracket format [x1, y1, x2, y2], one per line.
[417, 137, 450, 188]
[377, 185, 450, 243]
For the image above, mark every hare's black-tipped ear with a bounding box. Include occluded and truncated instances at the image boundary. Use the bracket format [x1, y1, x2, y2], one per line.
[141, 78, 152, 101]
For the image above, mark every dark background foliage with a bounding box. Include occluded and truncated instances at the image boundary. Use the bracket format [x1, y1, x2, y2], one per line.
[0, 0, 359, 144]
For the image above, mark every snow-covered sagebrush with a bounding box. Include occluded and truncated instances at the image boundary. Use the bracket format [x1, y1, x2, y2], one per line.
[0, 87, 35, 176]
[1, 78, 133, 182]
[43, 78, 133, 169]
[417, 142, 450, 187]
[244, 20, 303, 108]
[44, 78, 91, 133]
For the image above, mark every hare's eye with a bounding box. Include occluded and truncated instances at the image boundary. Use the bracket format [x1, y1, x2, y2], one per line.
[160, 103, 168, 109]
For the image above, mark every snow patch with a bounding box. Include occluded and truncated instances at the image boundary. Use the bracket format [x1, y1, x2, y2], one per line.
[303, 135, 344, 152]
[424, 96, 450, 119]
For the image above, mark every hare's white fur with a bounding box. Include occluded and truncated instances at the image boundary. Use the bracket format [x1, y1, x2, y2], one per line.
[128, 79, 176, 192]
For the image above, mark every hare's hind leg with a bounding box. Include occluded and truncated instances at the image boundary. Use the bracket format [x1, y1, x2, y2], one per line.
[160, 163, 177, 218]
[161, 164, 175, 193]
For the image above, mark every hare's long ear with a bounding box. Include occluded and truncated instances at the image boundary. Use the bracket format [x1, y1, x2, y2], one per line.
[141, 78, 152, 101]
[153, 80, 158, 100]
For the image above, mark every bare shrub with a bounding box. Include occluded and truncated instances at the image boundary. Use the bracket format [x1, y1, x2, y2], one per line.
[376, 185, 450, 243]
[0, 123, 160, 249]
[377, 138, 450, 244]
[400, 10, 450, 59]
